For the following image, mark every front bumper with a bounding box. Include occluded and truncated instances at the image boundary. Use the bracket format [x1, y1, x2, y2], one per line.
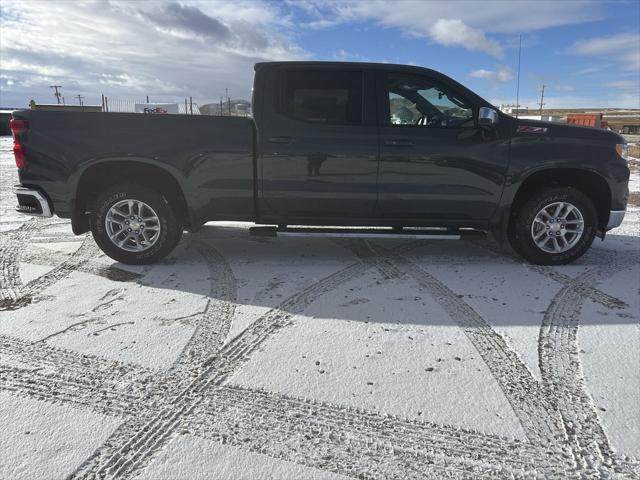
[13, 186, 53, 217]
[606, 209, 625, 230]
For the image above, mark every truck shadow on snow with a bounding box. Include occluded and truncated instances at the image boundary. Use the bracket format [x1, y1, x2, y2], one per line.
[107, 223, 640, 327]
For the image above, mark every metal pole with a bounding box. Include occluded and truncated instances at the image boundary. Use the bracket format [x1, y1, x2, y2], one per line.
[105, 96, 108, 112]
[185, 99, 188, 115]
[101, 94, 105, 111]
[190, 96, 193, 115]
[146, 95, 149, 103]
[515, 34, 522, 119]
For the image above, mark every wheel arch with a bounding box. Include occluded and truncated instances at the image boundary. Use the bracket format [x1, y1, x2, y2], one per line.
[72, 159, 192, 234]
[508, 168, 611, 232]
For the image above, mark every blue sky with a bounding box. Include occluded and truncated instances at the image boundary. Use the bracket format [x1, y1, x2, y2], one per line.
[1, 0, 638, 108]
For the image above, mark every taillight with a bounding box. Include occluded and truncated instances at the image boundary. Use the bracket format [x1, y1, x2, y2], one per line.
[13, 143, 26, 168]
[9, 118, 29, 169]
[9, 118, 28, 135]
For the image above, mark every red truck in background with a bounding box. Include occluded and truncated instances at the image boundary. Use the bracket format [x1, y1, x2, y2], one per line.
[567, 113, 610, 129]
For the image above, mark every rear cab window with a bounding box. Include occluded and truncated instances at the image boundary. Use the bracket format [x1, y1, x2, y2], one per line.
[280, 70, 363, 125]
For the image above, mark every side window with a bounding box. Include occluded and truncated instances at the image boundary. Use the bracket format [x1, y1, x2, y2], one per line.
[387, 73, 474, 128]
[281, 71, 363, 125]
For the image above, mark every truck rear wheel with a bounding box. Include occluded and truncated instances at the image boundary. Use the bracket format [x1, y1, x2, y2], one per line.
[91, 184, 182, 265]
[508, 186, 597, 265]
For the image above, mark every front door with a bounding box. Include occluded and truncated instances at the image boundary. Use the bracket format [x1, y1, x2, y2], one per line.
[376, 70, 509, 224]
[259, 69, 378, 220]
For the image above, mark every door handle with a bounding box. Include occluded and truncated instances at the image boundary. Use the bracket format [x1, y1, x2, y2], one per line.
[268, 136, 295, 144]
[385, 139, 415, 147]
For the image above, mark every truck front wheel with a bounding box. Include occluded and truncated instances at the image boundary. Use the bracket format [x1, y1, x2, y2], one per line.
[509, 186, 597, 265]
[91, 184, 182, 265]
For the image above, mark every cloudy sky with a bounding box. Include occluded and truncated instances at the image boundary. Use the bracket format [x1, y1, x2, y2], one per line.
[1, 0, 638, 108]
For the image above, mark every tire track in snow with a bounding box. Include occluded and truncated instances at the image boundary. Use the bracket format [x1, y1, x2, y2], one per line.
[539, 250, 640, 478]
[0, 233, 100, 310]
[0, 366, 145, 417]
[0, 219, 40, 309]
[3, 225, 635, 479]
[188, 384, 561, 479]
[350, 240, 568, 453]
[0, 334, 159, 416]
[68, 241, 379, 480]
[169, 236, 237, 377]
[470, 239, 627, 309]
[1, 331, 556, 479]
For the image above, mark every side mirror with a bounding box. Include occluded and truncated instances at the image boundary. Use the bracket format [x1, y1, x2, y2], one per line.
[478, 107, 499, 126]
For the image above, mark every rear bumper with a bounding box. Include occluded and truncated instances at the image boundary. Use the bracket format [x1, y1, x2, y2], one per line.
[13, 186, 53, 217]
[606, 209, 625, 230]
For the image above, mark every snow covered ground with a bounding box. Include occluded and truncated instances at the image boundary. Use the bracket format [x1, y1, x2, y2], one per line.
[1, 135, 639, 479]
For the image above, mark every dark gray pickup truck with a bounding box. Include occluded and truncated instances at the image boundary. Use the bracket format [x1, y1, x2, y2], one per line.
[11, 61, 630, 265]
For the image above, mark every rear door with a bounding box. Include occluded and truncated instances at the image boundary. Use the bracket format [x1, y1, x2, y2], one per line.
[376, 69, 509, 224]
[258, 68, 378, 220]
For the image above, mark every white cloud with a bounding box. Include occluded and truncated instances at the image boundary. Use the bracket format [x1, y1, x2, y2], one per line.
[574, 66, 603, 75]
[0, 0, 306, 106]
[290, 0, 602, 58]
[300, 0, 602, 34]
[331, 49, 369, 62]
[605, 79, 640, 108]
[469, 67, 513, 84]
[430, 19, 503, 58]
[567, 32, 639, 56]
[606, 80, 639, 90]
[566, 32, 640, 72]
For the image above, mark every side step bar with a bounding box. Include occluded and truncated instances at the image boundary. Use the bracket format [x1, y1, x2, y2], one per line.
[249, 226, 485, 240]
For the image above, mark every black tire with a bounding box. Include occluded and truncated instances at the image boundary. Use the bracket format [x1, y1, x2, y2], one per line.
[508, 186, 597, 265]
[91, 184, 183, 265]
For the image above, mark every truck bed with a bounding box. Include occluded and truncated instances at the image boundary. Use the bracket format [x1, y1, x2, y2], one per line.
[14, 110, 256, 224]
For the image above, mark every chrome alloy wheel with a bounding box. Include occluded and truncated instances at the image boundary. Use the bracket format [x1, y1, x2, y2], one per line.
[531, 201, 584, 254]
[105, 199, 161, 252]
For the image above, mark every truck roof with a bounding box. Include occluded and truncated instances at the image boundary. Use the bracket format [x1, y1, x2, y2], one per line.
[254, 60, 438, 74]
[254, 61, 491, 108]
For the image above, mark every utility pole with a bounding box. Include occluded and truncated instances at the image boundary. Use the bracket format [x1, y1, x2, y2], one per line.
[219, 96, 223, 116]
[226, 88, 231, 116]
[515, 35, 521, 119]
[49, 85, 62, 104]
[76, 94, 84, 106]
[538, 84, 545, 115]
